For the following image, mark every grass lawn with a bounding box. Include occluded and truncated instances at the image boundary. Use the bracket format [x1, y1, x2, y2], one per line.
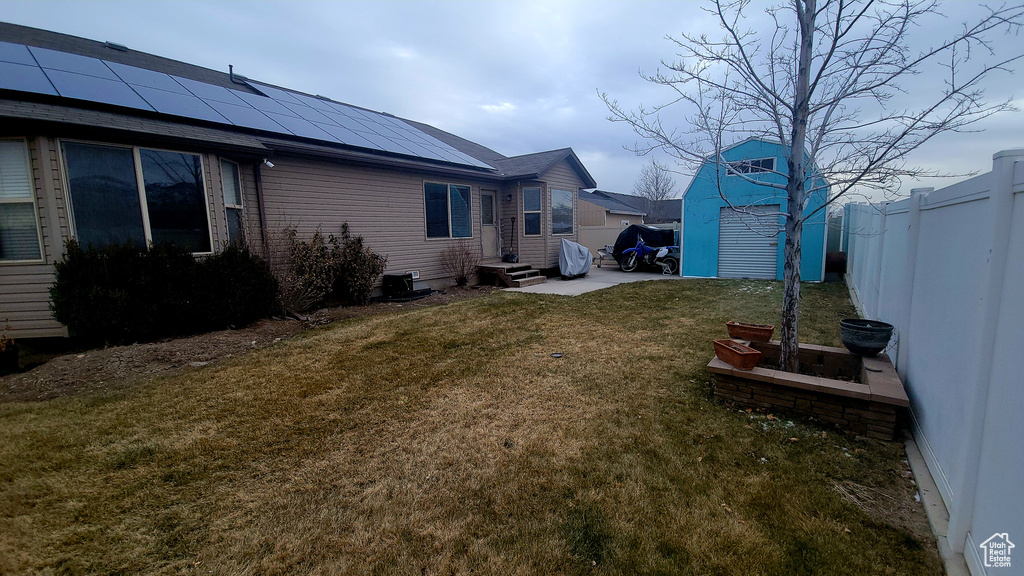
[0, 279, 941, 575]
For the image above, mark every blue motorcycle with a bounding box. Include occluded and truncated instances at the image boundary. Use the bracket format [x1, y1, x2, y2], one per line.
[619, 237, 680, 275]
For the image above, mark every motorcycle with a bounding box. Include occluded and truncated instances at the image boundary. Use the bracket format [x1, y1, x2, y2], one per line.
[619, 237, 680, 275]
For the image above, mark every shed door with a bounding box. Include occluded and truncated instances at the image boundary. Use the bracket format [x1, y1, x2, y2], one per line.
[718, 205, 779, 279]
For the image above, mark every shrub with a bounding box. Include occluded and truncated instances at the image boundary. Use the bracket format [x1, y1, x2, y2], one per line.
[283, 227, 340, 312]
[197, 244, 280, 329]
[332, 223, 388, 306]
[50, 240, 279, 343]
[439, 239, 480, 286]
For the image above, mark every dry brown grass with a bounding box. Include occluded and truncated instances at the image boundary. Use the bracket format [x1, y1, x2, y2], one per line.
[0, 279, 941, 575]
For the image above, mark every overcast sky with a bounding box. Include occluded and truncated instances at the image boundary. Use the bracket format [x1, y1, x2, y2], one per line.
[2, 0, 1021, 202]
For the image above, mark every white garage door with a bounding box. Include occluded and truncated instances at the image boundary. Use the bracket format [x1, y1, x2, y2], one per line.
[718, 205, 780, 279]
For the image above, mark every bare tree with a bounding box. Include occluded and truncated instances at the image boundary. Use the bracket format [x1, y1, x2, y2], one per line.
[602, 0, 1023, 371]
[633, 159, 679, 223]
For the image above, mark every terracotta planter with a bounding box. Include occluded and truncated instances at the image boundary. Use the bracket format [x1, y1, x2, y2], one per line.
[726, 321, 775, 342]
[713, 339, 762, 370]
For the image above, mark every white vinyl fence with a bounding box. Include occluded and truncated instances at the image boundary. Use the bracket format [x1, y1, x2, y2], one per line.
[845, 149, 1023, 576]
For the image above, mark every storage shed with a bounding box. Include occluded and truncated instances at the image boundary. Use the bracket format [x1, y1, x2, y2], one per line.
[680, 138, 828, 281]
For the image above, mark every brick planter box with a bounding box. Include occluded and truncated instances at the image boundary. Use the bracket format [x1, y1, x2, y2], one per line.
[706, 341, 909, 440]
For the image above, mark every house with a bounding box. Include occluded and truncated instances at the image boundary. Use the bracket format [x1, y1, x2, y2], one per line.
[680, 137, 828, 281]
[577, 190, 646, 255]
[585, 189, 681, 224]
[0, 23, 596, 338]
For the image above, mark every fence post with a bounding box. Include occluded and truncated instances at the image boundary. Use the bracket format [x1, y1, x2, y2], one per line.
[947, 149, 1024, 553]
[869, 203, 889, 319]
[896, 188, 931, 378]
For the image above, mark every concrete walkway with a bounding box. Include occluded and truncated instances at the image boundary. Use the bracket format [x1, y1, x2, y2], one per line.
[506, 265, 684, 296]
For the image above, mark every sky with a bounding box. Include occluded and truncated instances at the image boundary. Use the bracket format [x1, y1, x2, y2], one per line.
[2, 0, 1022, 203]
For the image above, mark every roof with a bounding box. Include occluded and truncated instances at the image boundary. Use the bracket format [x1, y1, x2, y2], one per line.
[0, 22, 597, 186]
[579, 190, 645, 215]
[587, 190, 681, 223]
[404, 120, 598, 188]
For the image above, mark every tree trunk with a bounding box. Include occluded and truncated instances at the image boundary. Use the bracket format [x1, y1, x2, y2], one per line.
[780, 206, 803, 372]
[780, 0, 815, 373]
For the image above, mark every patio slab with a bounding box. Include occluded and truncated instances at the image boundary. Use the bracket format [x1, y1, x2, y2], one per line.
[505, 265, 684, 296]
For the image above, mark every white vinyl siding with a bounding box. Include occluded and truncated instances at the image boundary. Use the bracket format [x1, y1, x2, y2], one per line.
[0, 140, 44, 262]
[718, 205, 779, 279]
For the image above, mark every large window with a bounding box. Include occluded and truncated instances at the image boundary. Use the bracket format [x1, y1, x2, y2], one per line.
[425, 182, 472, 239]
[551, 189, 573, 235]
[0, 140, 43, 261]
[221, 160, 244, 245]
[62, 142, 211, 253]
[727, 157, 776, 174]
[523, 187, 541, 236]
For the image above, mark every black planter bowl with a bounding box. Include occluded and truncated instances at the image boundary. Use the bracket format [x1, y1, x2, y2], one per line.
[840, 319, 894, 356]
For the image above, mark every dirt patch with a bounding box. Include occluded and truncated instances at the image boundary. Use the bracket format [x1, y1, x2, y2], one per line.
[0, 286, 497, 402]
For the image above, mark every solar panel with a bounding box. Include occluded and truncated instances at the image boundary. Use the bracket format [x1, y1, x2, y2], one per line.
[350, 130, 415, 155]
[201, 99, 287, 132]
[249, 83, 302, 105]
[28, 46, 119, 80]
[275, 100, 329, 122]
[317, 109, 374, 133]
[0, 42, 493, 169]
[310, 122, 379, 148]
[0, 61, 57, 96]
[173, 76, 247, 105]
[231, 90, 297, 116]
[105, 61, 189, 94]
[45, 69, 153, 110]
[262, 112, 340, 142]
[133, 85, 227, 123]
[0, 41, 37, 66]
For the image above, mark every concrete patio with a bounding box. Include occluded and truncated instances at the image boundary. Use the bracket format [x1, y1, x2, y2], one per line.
[506, 265, 684, 296]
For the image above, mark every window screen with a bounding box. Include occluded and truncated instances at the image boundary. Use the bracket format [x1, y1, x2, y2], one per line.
[63, 142, 146, 249]
[551, 189, 573, 235]
[449, 185, 471, 238]
[0, 140, 42, 261]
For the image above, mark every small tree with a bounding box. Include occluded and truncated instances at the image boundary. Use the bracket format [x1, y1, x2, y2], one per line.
[633, 159, 678, 223]
[603, 0, 1023, 371]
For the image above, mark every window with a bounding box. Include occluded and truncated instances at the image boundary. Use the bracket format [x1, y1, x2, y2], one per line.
[424, 182, 472, 239]
[0, 140, 43, 262]
[221, 160, 244, 245]
[523, 187, 541, 236]
[62, 142, 211, 252]
[727, 157, 775, 175]
[551, 189, 573, 235]
[481, 194, 494, 226]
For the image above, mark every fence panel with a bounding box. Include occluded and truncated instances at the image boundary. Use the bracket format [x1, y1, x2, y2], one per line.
[844, 149, 1024, 575]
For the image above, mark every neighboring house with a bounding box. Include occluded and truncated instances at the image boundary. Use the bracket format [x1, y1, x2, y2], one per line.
[680, 137, 828, 281]
[577, 190, 645, 255]
[0, 23, 596, 338]
[587, 189, 681, 224]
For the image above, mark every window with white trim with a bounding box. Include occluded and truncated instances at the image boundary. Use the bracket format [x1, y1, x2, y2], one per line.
[221, 159, 244, 246]
[727, 157, 775, 174]
[523, 187, 541, 236]
[62, 142, 212, 253]
[424, 182, 472, 239]
[0, 140, 43, 262]
[551, 188, 573, 235]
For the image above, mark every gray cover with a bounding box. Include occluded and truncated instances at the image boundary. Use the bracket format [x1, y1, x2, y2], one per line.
[558, 238, 592, 278]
